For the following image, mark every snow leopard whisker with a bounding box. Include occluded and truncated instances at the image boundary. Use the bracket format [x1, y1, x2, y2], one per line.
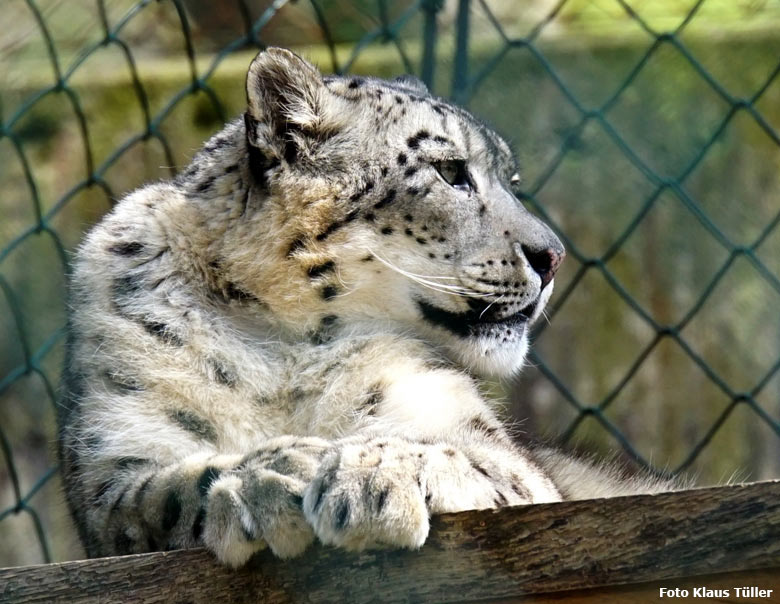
[541, 307, 552, 325]
[478, 297, 501, 319]
[366, 250, 463, 282]
[367, 249, 495, 299]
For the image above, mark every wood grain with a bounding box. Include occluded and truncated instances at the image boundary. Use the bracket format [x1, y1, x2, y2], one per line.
[488, 568, 779, 604]
[1, 481, 778, 604]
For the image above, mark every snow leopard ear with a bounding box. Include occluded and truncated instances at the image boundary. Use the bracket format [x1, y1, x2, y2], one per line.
[245, 48, 333, 165]
[392, 75, 429, 95]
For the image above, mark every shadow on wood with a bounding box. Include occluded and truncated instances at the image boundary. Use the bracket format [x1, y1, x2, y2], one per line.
[1, 481, 779, 603]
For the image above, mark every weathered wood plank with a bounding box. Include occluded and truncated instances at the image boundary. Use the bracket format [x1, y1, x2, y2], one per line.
[1, 481, 778, 604]
[487, 568, 779, 603]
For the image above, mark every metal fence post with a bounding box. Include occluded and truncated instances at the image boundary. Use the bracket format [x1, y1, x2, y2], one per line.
[452, 0, 470, 103]
[420, 0, 443, 89]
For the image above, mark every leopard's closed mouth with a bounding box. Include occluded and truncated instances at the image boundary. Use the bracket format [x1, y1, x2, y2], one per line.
[417, 298, 536, 337]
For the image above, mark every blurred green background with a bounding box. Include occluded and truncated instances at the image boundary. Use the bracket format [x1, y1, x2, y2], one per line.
[2, 0, 780, 567]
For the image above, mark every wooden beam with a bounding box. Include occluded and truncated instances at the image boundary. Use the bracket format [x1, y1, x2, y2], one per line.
[1, 481, 779, 604]
[490, 568, 779, 604]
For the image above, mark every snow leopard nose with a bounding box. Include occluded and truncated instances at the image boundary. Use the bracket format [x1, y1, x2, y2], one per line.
[514, 242, 564, 289]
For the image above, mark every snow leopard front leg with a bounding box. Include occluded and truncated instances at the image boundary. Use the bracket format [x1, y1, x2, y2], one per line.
[301, 368, 561, 551]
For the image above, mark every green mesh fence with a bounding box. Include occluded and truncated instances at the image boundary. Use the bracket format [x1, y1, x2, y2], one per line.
[2, 0, 780, 566]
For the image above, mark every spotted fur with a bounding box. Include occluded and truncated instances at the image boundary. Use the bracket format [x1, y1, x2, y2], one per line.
[59, 48, 672, 568]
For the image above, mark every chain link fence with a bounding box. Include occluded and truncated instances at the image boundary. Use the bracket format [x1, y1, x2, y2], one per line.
[2, 0, 779, 567]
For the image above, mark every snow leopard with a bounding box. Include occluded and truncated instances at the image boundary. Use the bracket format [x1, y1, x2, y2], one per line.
[58, 47, 671, 567]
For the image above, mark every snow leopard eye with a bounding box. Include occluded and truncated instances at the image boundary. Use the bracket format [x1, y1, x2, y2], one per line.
[434, 159, 471, 192]
[509, 172, 524, 196]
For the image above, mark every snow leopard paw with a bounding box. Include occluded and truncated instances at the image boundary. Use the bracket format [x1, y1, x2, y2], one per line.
[203, 437, 331, 567]
[302, 437, 430, 551]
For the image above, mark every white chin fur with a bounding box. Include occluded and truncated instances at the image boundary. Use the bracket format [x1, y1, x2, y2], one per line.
[451, 331, 529, 378]
[452, 281, 554, 377]
[423, 281, 553, 378]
